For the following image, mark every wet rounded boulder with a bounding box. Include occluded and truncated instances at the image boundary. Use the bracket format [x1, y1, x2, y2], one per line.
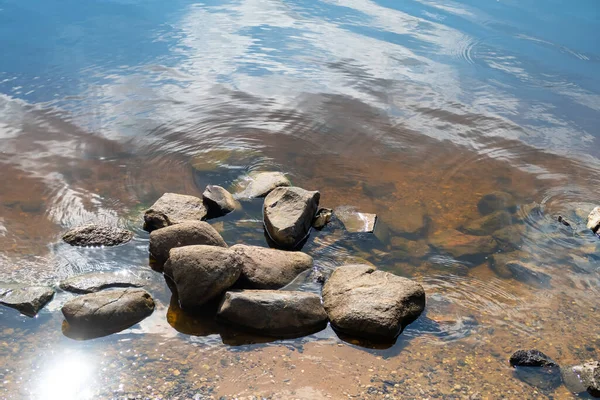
[203, 185, 239, 217]
[322, 264, 425, 340]
[62, 224, 133, 247]
[164, 245, 242, 309]
[61, 288, 155, 333]
[263, 187, 320, 249]
[231, 244, 313, 289]
[217, 290, 327, 337]
[149, 220, 228, 265]
[143, 193, 207, 232]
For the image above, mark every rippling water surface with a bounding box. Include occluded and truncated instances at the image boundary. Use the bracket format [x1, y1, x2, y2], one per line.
[1, 0, 600, 398]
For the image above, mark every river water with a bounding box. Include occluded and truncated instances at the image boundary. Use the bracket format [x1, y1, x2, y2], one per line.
[1, 0, 599, 398]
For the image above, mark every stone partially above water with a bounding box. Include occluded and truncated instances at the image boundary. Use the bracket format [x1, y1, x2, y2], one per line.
[59, 272, 145, 294]
[587, 207, 600, 233]
[322, 264, 425, 340]
[143, 193, 207, 232]
[0, 286, 54, 317]
[149, 220, 228, 265]
[429, 229, 496, 258]
[236, 171, 291, 199]
[217, 290, 328, 337]
[509, 349, 558, 368]
[231, 244, 313, 289]
[164, 245, 242, 309]
[203, 185, 239, 217]
[334, 206, 377, 233]
[62, 224, 133, 247]
[477, 191, 516, 215]
[312, 207, 332, 230]
[263, 187, 320, 249]
[561, 362, 600, 397]
[62, 288, 155, 333]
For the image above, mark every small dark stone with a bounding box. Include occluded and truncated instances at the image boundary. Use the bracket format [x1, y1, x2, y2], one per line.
[558, 215, 572, 227]
[312, 208, 332, 230]
[62, 224, 134, 247]
[59, 272, 145, 294]
[509, 349, 558, 368]
[477, 191, 516, 215]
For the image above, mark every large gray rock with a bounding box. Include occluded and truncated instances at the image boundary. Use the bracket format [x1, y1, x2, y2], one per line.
[462, 211, 512, 236]
[322, 265, 425, 339]
[62, 224, 133, 247]
[263, 187, 320, 249]
[587, 207, 600, 233]
[59, 272, 145, 294]
[203, 185, 239, 217]
[164, 245, 242, 309]
[0, 286, 54, 317]
[143, 193, 207, 232]
[477, 191, 516, 215]
[231, 244, 313, 289]
[429, 229, 496, 258]
[236, 172, 291, 199]
[149, 220, 228, 265]
[61, 288, 154, 332]
[561, 362, 600, 397]
[217, 290, 327, 337]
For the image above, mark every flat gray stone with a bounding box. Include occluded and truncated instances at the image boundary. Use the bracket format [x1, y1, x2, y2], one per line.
[217, 290, 327, 337]
[236, 172, 291, 199]
[0, 285, 54, 317]
[59, 272, 145, 294]
[334, 206, 377, 233]
[62, 224, 133, 247]
[143, 193, 207, 232]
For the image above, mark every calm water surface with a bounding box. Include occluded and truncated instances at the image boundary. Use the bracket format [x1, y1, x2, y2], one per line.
[1, 0, 600, 398]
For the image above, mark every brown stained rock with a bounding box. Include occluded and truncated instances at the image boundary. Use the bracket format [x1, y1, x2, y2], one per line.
[149, 220, 227, 265]
[62, 224, 133, 247]
[143, 193, 207, 232]
[462, 211, 512, 236]
[217, 290, 327, 337]
[231, 244, 313, 289]
[429, 229, 496, 258]
[477, 191, 516, 215]
[322, 264, 425, 340]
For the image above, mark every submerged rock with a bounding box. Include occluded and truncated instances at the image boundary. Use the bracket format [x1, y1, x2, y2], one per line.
[149, 220, 228, 265]
[164, 245, 242, 309]
[263, 187, 320, 249]
[503, 260, 551, 288]
[236, 172, 291, 199]
[509, 349, 558, 368]
[390, 237, 430, 259]
[380, 204, 426, 235]
[59, 272, 145, 294]
[203, 185, 239, 217]
[62, 224, 133, 247]
[335, 206, 377, 233]
[217, 290, 327, 337]
[477, 191, 516, 215]
[489, 251, 529, 279]
[587, 207, 600, 233]
[429, 229, 496, 259]
[62, 288, 154, 333]
[322, 264, 425, 340]
[143, 193, 207, 232]
[462, 211, 512, 236]
[312, 208, 332, 230]
[561, 362, 600, 397]
[492, 225, 524, 252]
[0, 286, 54, 317]
[231, 244, 313, 289]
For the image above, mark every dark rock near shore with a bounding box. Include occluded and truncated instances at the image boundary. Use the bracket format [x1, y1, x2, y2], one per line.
[61, 288, 154, 333]
[561, 362, 600, 397]
[0, 286, 54, 316]
[322, 264, 425, 340]
[217, 290, 327, 337]
[429, 229, 496, 259]
[231, 244, 313, 289]
[149, 220, 228, 265]
[62, 224, 133, 247]
[509, 349, 558, 368]
[203, 185, 238, 217]
[312, 208, 332, 230]
[236, 172, 291, 199]
[164, 245, 242, 309]
[59, 272, 145, 294]
[463, 211, 512, 236]
[587, 207, 600, 234]
[263, 187, 320, 249]
[143, 193, 207, 232]
[477, 191, 516, 215]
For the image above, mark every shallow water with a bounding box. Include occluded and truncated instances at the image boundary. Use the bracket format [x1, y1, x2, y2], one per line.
[1, 0, 600, 398]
